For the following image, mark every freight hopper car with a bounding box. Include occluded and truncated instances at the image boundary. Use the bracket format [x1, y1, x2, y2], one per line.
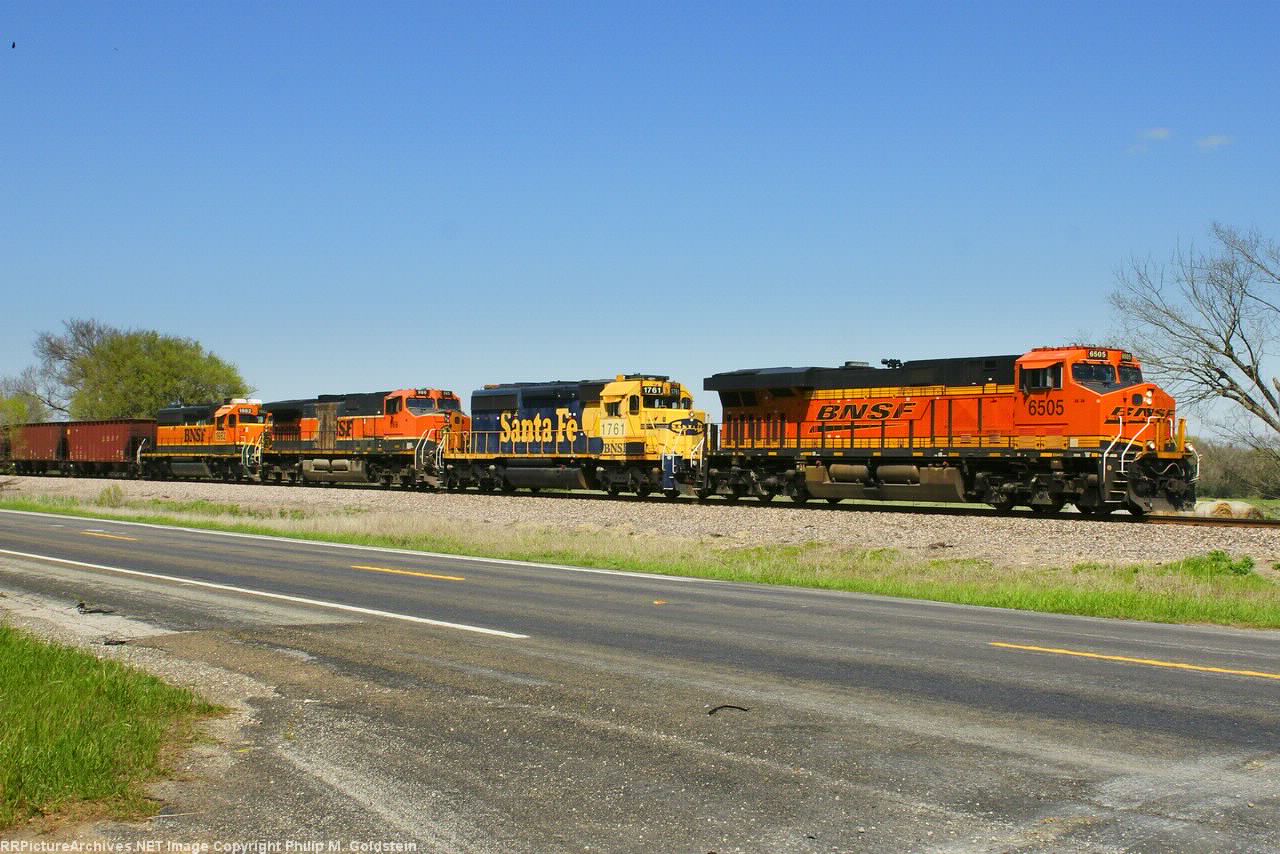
[703, 347, 1197, 515]
[141, 398, 267, 480]
[443, 374, 707, 497]
[261, 388, 466, 487]
[2, 420, 156, 476]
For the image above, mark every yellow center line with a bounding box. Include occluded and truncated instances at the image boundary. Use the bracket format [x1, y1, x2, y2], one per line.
[350, 564, 465, 582]
[991, 642, 1280, 681]
[80, 531, 138, 542]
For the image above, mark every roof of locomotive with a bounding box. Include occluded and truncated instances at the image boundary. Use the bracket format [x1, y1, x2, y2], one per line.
[472, 379, 611, 410]
[156, 403, 222, 425]
[704, 355, 1019, 392]
[262, 391, 393, 419]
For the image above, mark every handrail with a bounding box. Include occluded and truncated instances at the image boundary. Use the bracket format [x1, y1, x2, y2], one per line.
[1187, 442, 1202, 483]
[414, 428, 438, 471]
[1101, 414, 1124, 477]
[1117, 416, 1157, 473]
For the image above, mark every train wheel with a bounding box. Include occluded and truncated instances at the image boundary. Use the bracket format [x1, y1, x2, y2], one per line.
[695, 488, 713, 501]
[606, 483, 623, 497]
[990, 500, 1016, 514]
[664, 488, 680, 500]
[1031, 499, 1065, 516]
[757, 492, 776, 503]
[826, 498, 842, 505]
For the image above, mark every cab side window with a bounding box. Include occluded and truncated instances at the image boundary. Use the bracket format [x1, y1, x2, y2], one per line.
[386, 397, 401, 415]
[629, 395, 640, 415]
[1021, 364, 1062, 392]
[606, 402, 621, 417]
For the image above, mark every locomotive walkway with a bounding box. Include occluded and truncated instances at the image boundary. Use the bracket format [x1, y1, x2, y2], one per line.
[2, 508, 1279, 850]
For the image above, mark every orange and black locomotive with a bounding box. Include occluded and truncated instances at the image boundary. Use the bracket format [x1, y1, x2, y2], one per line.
[702, 346, 1196, 514]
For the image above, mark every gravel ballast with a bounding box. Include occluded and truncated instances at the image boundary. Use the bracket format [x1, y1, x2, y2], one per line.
[3, 475, 1277, 569]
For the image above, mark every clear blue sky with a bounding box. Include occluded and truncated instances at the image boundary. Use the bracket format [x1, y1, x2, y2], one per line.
[3, 1, 1277, 418]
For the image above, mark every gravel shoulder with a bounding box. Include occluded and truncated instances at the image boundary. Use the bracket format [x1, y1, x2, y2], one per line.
[2, 475, 1276, 569]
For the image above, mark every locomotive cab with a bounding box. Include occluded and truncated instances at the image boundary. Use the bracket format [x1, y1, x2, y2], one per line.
[597, 376, 708, 493]
[1015, 347, 1195, 514]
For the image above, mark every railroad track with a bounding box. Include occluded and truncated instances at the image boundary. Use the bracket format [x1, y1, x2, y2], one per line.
[6, 473, 1276, 529]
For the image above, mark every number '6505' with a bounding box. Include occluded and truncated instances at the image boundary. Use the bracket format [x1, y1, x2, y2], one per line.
[1027, 399, 1064, 417]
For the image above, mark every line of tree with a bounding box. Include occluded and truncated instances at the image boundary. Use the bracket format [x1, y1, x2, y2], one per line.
[2, 318, 249, 423]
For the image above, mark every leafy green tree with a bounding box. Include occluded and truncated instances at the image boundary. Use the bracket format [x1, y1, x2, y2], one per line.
[67, 329, 249, 419]
[17, 318, 250, 420]
[0, 376, 51, 466]
[0, 370, 51, 425]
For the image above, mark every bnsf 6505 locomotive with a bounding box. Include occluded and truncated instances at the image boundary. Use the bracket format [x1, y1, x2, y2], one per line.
[0, 346, 1198, 515]
[701, 346, 1196, 515]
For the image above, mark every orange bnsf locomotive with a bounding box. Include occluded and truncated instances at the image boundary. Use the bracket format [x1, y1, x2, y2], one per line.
[701, 346, 1197, 515]
[131, 389, 465, 486]
[258, 388, 465, 487]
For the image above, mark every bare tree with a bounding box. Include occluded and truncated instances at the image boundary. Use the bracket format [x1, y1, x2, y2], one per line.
[1111, 223, 1280, 462]
[30, 318, 117, 415]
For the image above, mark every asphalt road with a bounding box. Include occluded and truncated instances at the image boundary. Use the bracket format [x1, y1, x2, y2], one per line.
[2, 508, 1279, 852]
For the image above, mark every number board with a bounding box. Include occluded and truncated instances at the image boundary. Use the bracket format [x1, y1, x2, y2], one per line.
[1086, 349, 1109, 360]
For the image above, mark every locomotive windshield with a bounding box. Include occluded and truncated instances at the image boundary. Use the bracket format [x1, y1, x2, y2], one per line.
[1071, 362, 1116, 390]
[644, 395, 692, 410]
[407, 397, 462, 414]
[1071, 362, 1144, 392]
[1118, 365, 1143, 387]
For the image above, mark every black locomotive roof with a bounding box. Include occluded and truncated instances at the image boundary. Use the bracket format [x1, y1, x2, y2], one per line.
[262, 391, 392, 419]
[156, 403, 220, 425]
[705, 355, 1018, 392]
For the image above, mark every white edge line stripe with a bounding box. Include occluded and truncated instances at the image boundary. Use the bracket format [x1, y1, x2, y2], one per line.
[0, 547, 528, 640]
[0, 508, 699, 583]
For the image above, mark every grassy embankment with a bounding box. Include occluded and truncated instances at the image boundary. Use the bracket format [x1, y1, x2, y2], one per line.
[0, 624, 220, 830]
[1, 489, 1279, 628]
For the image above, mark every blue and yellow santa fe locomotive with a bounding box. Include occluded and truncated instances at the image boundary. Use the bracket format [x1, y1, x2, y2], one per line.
[440, 373, 707, 497]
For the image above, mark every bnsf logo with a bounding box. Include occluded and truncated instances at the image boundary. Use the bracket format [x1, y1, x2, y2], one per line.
[1106, 405, 1174, 424]
[183, 428, 206, 442]
[816, 402, 917, 421]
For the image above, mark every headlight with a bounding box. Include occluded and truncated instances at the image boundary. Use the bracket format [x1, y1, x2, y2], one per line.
[1145, 391, 1153, 404]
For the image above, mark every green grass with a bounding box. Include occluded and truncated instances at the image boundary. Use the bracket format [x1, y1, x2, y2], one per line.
[0, 624, 221, 829]
[2, 495, 1279, 629]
